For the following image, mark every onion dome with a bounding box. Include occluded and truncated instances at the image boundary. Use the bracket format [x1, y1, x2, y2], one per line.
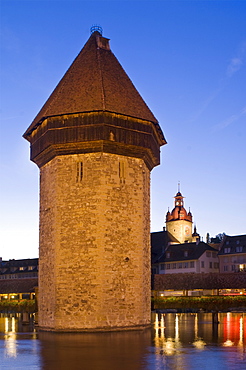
[166, 189, 192, 223]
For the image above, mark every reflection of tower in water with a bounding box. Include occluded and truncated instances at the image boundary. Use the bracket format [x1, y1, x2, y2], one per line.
[154, 313, 181, 356]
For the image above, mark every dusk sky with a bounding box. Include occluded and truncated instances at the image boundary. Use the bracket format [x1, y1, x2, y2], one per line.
[0, 0, 245, 260]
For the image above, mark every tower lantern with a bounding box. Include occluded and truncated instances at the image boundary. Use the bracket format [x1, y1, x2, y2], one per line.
[23, 29, 166, 332]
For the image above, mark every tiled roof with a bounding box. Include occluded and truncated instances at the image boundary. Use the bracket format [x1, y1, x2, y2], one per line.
[151, 230, 169, 263]
[0, 258, 38, 275]
[0, 258, 38, 267]
[158, 241, 217, 263]
[24, 31, 160, 137]
[218, 234, 246, 255]
[0, 278, 38, 294]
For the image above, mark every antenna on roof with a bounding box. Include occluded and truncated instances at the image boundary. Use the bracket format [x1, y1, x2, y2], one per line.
[90, 25, 103, 35]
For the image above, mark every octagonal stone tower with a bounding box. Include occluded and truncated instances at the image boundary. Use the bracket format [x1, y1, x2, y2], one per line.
[24, 29, 166, 331]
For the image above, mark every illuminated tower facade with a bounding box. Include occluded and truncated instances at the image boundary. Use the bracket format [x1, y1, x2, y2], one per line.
[23, 28, 166, 331]
[166, 189, 199, 244]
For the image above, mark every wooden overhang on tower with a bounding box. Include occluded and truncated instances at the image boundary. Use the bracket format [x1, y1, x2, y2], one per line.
[23, 30, 166, 170]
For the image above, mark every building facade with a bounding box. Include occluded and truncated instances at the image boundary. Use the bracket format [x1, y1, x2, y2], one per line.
[0, 258, 38, 300]
[218, 234, 246, 273]
[151, 189, 219, 276]
[156, 241, 219, 275]
[23, 28, 166, 331]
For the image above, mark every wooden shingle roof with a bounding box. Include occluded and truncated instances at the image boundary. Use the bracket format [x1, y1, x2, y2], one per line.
[24, 31, 160, 138]
[154, 272, 246, 290]
[0, 278, 38, 294]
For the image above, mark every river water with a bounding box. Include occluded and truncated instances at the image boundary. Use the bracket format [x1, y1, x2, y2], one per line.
[0, 312, 245, 369]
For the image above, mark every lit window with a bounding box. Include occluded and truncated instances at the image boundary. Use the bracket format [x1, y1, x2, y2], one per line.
[19, 267, 24, 271]
[28, 266, 33, 271]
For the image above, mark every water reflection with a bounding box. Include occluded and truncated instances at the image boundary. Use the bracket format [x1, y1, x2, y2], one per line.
[153, 312, 246, 348]
[0, 313, 246, 369]
[4, 316, 17, 358]
[39, 330, 151, 370]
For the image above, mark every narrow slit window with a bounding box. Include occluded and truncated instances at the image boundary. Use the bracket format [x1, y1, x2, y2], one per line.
[119, 161, 125, 182]
[76, 162, 83, 182]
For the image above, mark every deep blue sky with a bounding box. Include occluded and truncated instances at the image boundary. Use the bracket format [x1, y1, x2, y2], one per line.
[0, 0, 245, 259]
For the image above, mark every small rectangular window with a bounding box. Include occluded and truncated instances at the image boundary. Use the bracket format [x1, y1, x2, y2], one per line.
[201, 261, 204, 268]
[76, 162, 83, 182]
[166, 264, 170, 270]
[160, 264, 165, 270]
[209, 262, 212, 268]
[172, 263, 176, 269]
[190, 261, 194, 268]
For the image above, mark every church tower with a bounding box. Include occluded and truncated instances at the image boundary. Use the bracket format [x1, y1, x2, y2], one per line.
[166, 188, 199, 244]
[23, 28, 166, 331]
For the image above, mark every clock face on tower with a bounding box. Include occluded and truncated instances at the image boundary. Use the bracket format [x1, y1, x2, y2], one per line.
[185, 226, 190, 236]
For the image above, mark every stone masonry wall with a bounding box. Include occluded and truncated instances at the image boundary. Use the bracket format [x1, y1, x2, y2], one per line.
[39, 152, 151, 331]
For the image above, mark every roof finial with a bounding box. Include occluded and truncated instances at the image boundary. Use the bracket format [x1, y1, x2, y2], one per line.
[178, 181, 180, 192]
[90, 25, 103, 35]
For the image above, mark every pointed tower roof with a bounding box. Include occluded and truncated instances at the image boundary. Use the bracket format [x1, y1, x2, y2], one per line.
[23, 29, 166, 169]
[24, 30, 159, 137]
